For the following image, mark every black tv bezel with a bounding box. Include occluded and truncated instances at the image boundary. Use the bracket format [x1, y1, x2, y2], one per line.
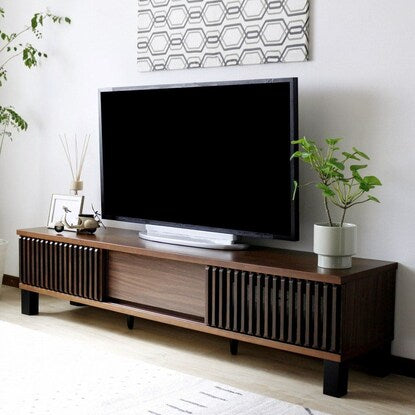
[99, 77, 299, 241]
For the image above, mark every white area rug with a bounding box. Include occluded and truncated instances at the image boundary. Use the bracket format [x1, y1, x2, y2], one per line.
[0, 320, 328, 415]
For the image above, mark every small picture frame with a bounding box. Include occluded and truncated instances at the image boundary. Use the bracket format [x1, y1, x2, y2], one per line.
[47, 194, 84, 232]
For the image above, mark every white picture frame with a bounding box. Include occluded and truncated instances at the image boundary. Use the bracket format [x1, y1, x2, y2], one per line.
[47, 194, 84, 232]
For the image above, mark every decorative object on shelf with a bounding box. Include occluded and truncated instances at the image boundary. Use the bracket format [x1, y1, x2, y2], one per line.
[62, 205, 106, 234]
[291, 137, 382, 269]
[47, 194, 84, 232]
[0, 7, 71, 155]
[137, 0, 309, 72]
[54, 221, 65, 233]
[59, 134, 90, 195]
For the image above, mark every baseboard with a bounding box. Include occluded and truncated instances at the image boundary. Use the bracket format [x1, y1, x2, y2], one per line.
[2, 274, 19, 288]
[2, 272, 415, 377]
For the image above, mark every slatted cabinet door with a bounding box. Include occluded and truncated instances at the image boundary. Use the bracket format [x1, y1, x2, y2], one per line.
[19, 237, 105, 301]
[206, 266, 341, 353]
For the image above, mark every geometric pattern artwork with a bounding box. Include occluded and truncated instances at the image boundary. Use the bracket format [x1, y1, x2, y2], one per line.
[137, 0, 309, 71]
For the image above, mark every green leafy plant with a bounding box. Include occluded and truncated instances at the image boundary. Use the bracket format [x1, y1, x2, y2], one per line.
[291, 137, 382, 227]
[0, 7, 71, 154]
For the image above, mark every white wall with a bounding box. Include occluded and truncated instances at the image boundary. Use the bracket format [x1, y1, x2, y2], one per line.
[1, 1, 414, 359]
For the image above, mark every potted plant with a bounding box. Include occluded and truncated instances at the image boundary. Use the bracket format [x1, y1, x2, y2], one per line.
[0, 7, 70, 291]
[291, 137, 381, 269]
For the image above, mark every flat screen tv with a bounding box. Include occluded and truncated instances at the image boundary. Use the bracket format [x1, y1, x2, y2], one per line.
[99, 78, 299, 246]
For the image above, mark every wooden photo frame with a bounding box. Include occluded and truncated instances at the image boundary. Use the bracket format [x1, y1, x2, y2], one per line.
[47, 194, 84, 232]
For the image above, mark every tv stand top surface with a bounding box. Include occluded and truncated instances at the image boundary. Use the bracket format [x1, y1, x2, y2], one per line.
[17, 227, 397, 284]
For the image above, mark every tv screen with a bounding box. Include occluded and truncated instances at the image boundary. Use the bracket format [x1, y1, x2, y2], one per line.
[99, 78, 298, 240]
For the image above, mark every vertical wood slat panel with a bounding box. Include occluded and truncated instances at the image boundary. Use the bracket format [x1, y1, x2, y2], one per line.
[30, 238, 35, 286]
[211, 267, 218, 327]
[54, 243, 59, 291]
[53, 242, 58, 292]
[21, 238, 27, 284]
[19, 238, 24, 283]
[271, 276, 278, 340]
[248, 273, 255, 335]
[18, 238, 23, 282]
[93, 249, 99, 301]
[205, 266, 211, 325]
[63, 244, 68, 294]
[57, 243, 62, 292]
[68, 245, 73, 295]
[34, 239, 40, 287]
[322, 284, 329, 350]
[83, 247, 88, 298]
[47, 242, 53, 290]
[305, 281, 311, 347]
[313, 283, 320, 349]
[78, 246, 83, 298]
[218, 268, 225, 329]
[25, 238, 30, 285]
[287, 279, 295, 343]
[43, 241, 48, 289]
[255, 274, 263, 337]
[296, 280, 303, 345]
[233, 270, 240, 332]
[263, 275, 270, 339]
[73, 245, 78, 296]
[279, 278, 286, 342]
[331, 285, 338, 352]
[39, 240, 45, 288]
[226, 269, 232, 330]
[88, 248, 94, 300]
[240, 271, 247, 334]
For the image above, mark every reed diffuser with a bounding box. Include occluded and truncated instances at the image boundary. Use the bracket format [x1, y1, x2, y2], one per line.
[59, 134, 90, 195]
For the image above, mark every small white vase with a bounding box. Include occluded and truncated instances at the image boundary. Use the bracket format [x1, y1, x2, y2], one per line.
[0, 239, 8, 290]
[313, 223, 357, 269]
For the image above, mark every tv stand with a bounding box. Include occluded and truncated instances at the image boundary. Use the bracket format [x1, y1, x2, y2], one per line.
[17, 227, 397, 398]
[139, 225, 248, 250]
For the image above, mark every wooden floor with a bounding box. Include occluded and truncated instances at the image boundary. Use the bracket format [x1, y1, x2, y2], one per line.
[1, 286, 414, 414]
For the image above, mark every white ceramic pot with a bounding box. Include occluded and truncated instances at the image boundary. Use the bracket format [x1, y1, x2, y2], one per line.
[0, 239, 8, 289]
[313, 223, 357, 269]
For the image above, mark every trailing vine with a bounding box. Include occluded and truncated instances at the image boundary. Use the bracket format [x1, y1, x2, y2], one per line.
[0, 7, 71, 154]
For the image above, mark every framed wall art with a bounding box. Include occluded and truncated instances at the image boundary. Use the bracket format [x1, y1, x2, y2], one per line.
[137, 0, 310, 71]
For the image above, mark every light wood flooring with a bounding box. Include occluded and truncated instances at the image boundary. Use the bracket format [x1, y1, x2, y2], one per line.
[1, 286, 414, 414]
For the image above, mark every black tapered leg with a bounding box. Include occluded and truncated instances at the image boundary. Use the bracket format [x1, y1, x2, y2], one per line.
[230, 339, 239, 355]
[21, 290, 39, 315]
[127, 316, 134, 330]
[70, 301, 85, 307]
[323, 360, 349, 397]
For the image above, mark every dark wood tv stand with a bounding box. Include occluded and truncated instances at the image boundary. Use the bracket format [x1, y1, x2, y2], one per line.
[17, 227, 397, 397]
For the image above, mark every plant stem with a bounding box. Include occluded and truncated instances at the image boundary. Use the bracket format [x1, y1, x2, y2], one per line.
[0, 26, 30, 53]
[324, 196, 333, 226]
[347, 198, 371, 208]
[340, 207, 347, 227]
[0, 120, 9, 154]
[0, 50, 23, 69]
